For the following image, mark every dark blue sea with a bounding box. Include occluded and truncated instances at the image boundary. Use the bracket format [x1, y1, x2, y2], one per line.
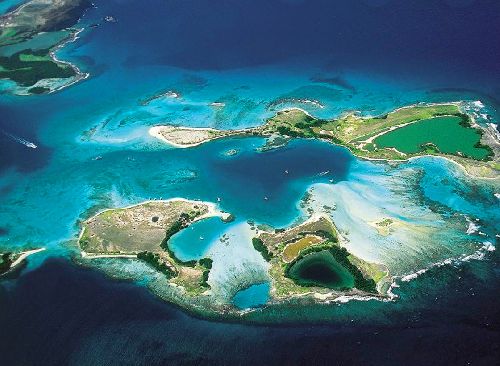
[1, 0, 500, 364]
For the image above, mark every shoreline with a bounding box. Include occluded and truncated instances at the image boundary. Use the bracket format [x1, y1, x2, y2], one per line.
[1, 248, 46, 275]
[148, 125, 250, 149]
[78, 197, 230, 255]
[148, 101, 499, 180]
[9, 247, 46, 268]
[1, 0, 91, 96]
[47, 27, 89, 94]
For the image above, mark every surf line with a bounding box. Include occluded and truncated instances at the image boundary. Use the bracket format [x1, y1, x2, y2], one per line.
[1, 130, 37, 149]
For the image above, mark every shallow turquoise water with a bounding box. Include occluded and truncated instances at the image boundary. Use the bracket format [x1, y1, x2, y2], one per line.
[169, 216, 228, 262]
[0, 0, 497, 320]
[232, 282, 271, 310]
[0, 1, 500, 363]
[0, 0, 24, 14]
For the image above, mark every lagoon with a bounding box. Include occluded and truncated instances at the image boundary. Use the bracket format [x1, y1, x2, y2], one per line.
[232, 282, 271, 309]
[168, 216, 228, 262]
[286, 250, 355, 290]
[374, 116, 490, 160]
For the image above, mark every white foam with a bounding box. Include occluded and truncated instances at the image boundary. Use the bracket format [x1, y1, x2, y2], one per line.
[398, 241, 495, 283]
[472, 100, 485, 109]
[465, 217, 480, 235]
[333, 295, 383, 303]
[401, 268, 428, 282]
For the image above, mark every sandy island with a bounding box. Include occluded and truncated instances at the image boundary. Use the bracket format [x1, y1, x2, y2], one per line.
[149, 125, 247, 148]
[1, 248, 46, 275]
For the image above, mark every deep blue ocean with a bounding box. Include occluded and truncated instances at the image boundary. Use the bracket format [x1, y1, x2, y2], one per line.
[1, 0, 500, 364]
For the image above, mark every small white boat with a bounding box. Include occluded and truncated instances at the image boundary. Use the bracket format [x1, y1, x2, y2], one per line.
[3, 131, 37, 149]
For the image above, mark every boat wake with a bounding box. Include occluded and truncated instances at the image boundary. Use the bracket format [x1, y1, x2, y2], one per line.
[1, 130, 37, 149]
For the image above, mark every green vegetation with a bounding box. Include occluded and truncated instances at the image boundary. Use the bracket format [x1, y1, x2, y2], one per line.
[256, 103, 494, 163]
[19, 53, 50, 62]
[252, 237, 273, 261]
[0, 28, 24, 46]
[162, 213, 191, 243]
[160, 212, 199, 267]
[285, 249, 355, 290]
[327, 246, 377, 293]
[79, 228, 90, 251]
[28, 86, 50, 94]
[137, 251, 177, 278]
[0, 48, 75, 87]
[199, 258, 213, 288]
[377, 218, 393, 227]
[374, 116, 493, 161]
[0, 252, 13, 275]
[315, 229, 338, 242]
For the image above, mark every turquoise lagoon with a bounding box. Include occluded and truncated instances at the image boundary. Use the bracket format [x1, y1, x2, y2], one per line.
[168, 216, 228, 262]
[232, 282, 271, 310]
[0, 0, 24, 15]
[0, 0, 498, 314]
[1, 1, 500, 364]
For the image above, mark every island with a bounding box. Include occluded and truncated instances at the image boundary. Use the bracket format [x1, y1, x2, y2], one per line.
[79, 199, 232, 296]
[73, 100, 500, 318]
[149, 102, 499, 178]
[77, 199, 389, 316]
[0, 0, 92, 95]
[252, 214, 388, 300]
[0, 248, 45, 276]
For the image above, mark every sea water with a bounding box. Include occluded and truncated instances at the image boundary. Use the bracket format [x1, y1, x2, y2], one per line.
[1, 0, 500, 363]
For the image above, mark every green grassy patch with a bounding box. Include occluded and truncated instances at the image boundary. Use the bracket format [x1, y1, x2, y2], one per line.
[19, 53, 51, 62]
[0, 48, 75, 87]
[374, 116, 493, 161]
[28, 86, 50, 94]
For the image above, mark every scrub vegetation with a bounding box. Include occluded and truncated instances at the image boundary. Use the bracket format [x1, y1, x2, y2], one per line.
[79, 200, 221, 295]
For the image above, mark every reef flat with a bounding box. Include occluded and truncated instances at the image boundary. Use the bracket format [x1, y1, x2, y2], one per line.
[0, 0, 91, 94]
[150, 102, 499, 178]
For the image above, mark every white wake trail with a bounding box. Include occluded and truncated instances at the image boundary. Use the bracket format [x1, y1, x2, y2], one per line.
[2, 130, 37, 149]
